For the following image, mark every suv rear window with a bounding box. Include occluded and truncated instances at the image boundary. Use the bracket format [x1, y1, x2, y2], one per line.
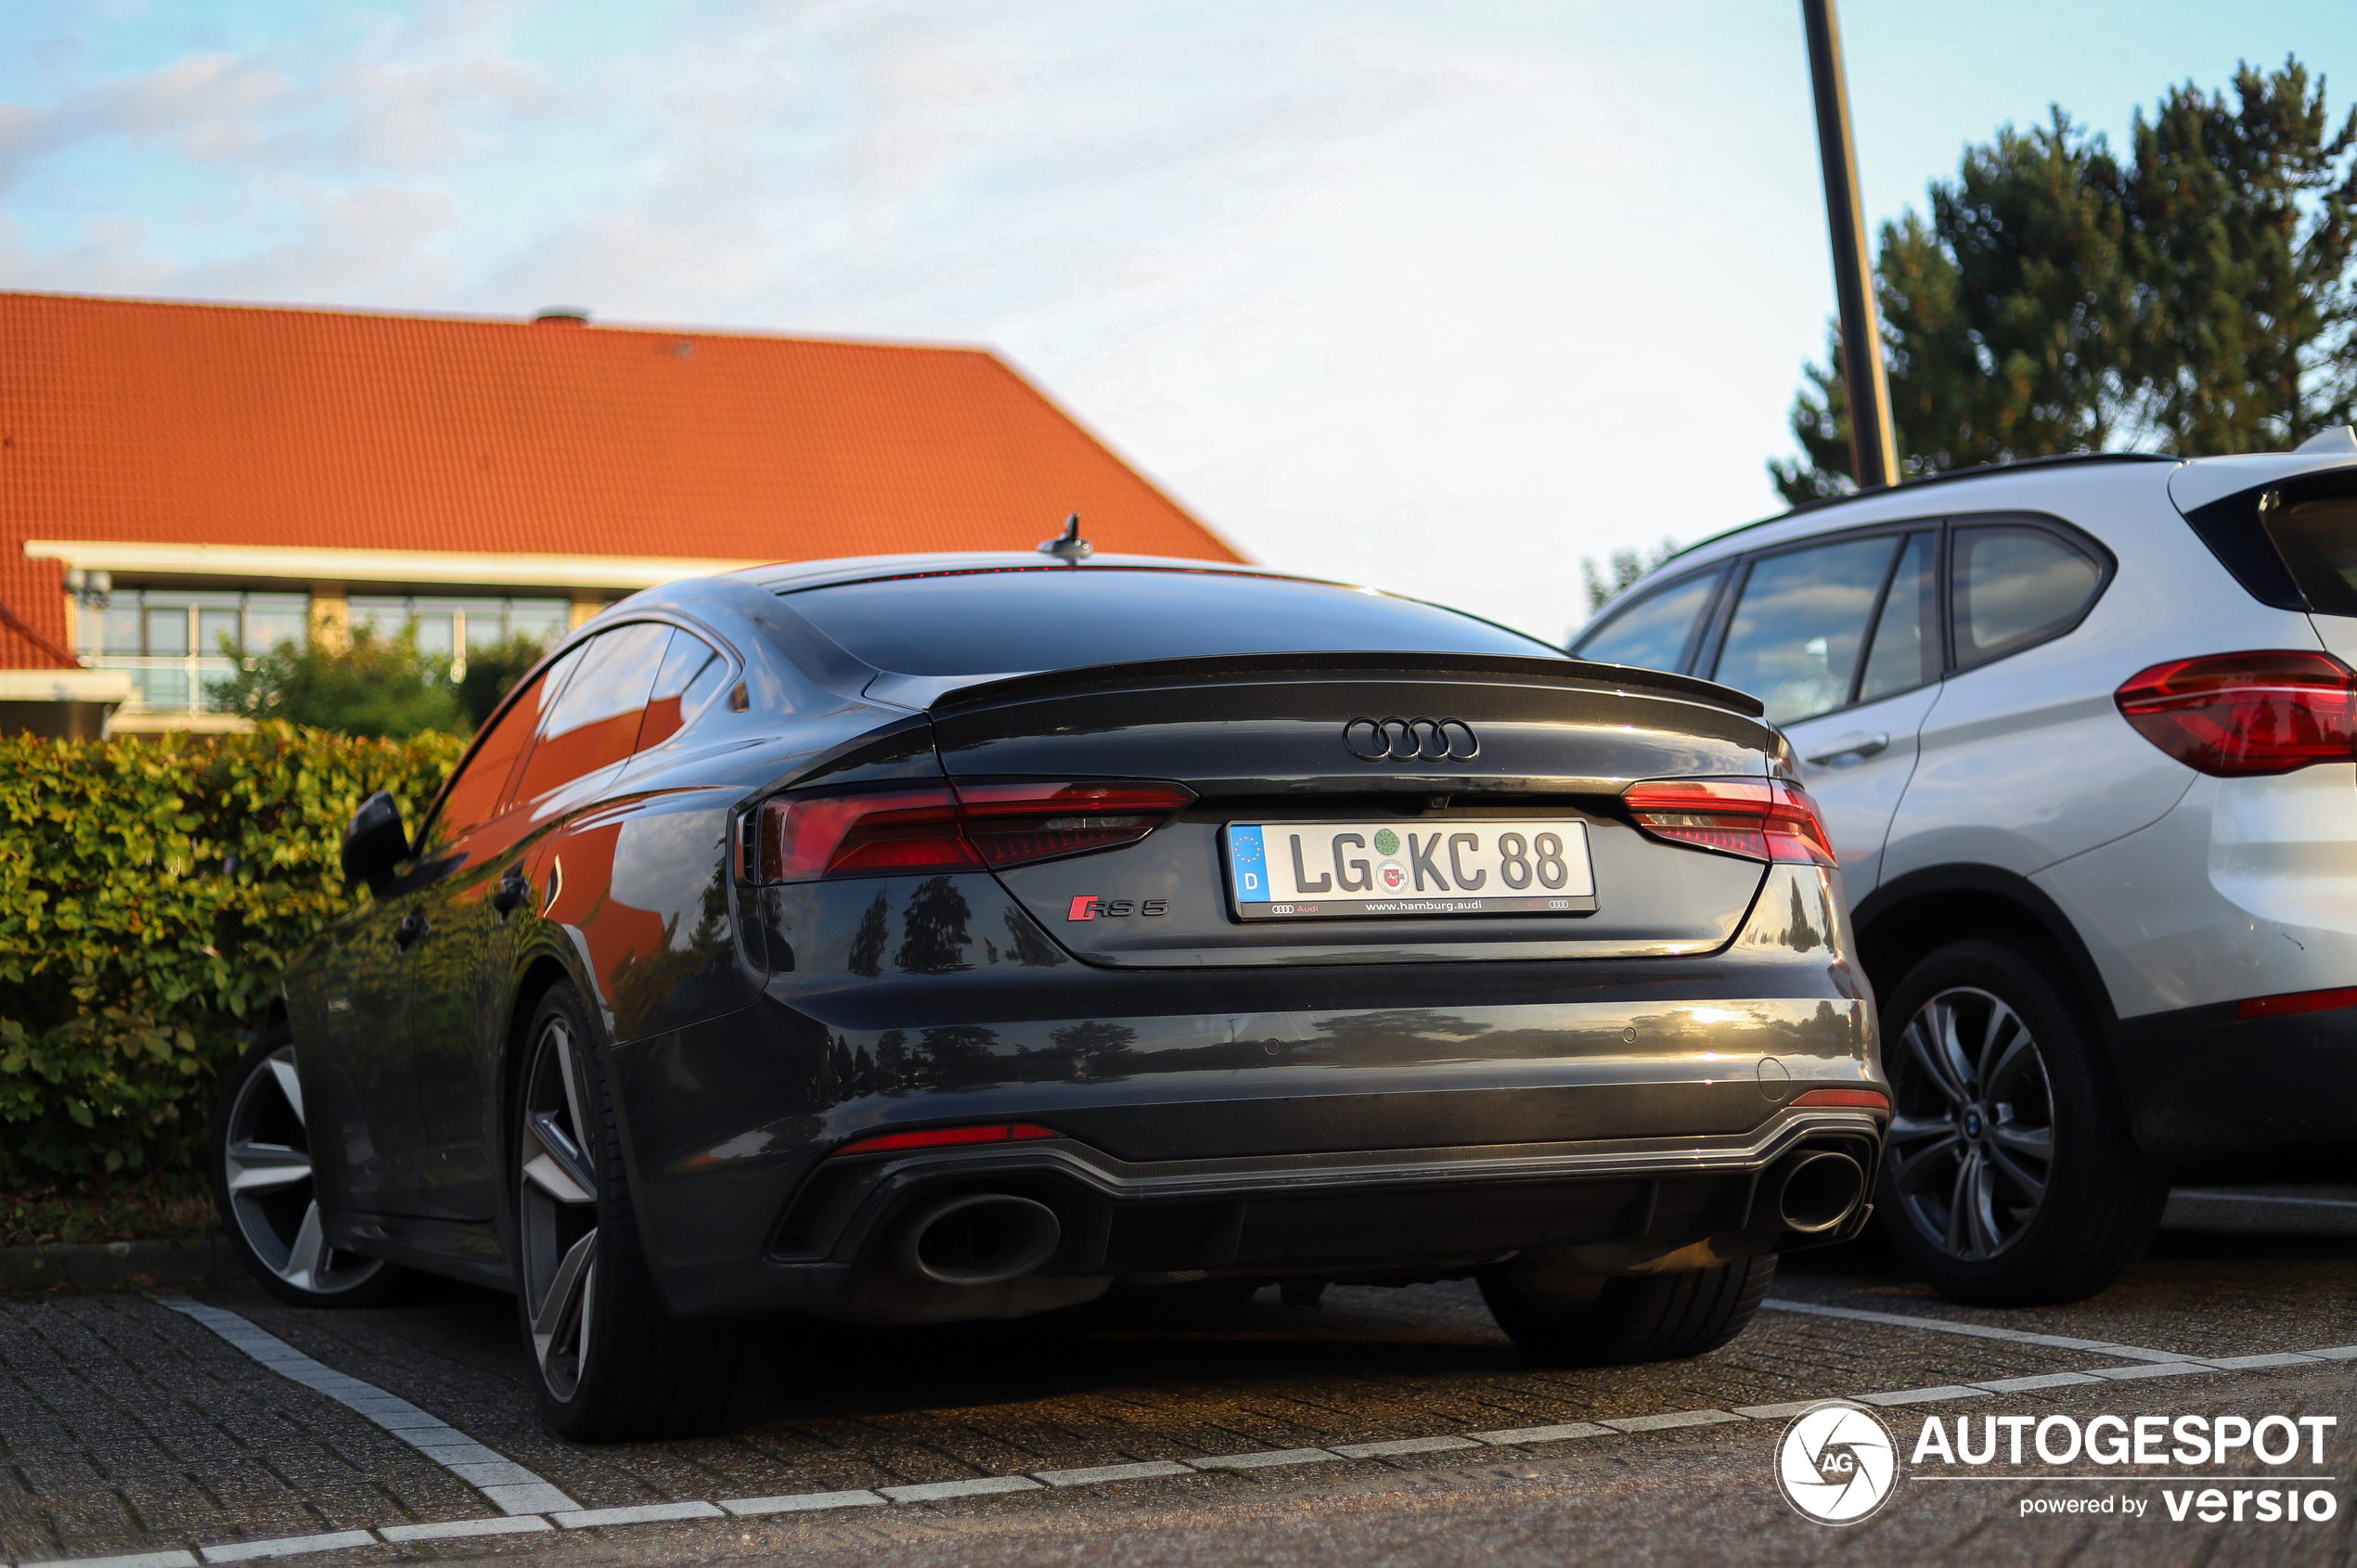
[2181, 469, 2357, 614]
[2263, 495, 2357, 615]
[782, 569, 1559, 675]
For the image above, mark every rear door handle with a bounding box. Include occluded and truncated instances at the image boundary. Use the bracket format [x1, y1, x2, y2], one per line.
[1806, 732, 1890, 767]
[493, 869, 531, 916]
[394, 912, 433, 949]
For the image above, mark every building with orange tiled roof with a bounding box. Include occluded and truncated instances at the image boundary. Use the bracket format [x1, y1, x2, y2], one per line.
[0, 290, 1240, 737]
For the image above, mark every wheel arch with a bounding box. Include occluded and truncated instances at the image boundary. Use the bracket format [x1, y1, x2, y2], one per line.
[1854, 864, 2117, 1028]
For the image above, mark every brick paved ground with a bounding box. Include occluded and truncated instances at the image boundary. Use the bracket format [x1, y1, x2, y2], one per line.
[2, 1225, 2352, 1566]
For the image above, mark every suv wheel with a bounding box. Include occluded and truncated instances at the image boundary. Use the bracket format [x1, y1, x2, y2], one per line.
[514, 983, 765, 1439]
[212, 1028, 408, 1307]
[1875, 939, 2165, 1305]
[1479, 1256, 1776, 1365]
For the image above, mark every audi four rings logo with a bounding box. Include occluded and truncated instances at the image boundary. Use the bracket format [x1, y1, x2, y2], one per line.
[1344, 716, 1479, 762]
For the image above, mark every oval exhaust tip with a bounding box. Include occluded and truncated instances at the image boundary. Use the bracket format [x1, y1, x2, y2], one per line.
[891, 1193, 1062, 1285]
[1775, 1150, 1866, 1235]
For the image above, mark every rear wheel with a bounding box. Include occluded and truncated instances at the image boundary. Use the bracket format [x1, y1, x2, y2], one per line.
[1874, 939, 2165, 1305]
[212, 1028, 408, 1308]
[513, 983, 763, 1439]
[1479, 1256, 1775, 1365]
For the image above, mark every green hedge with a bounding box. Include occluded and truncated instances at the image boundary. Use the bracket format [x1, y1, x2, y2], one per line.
[0, 725, 464, 1179]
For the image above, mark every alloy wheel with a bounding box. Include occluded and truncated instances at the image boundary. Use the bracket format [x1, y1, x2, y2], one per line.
[1886, 985, 2056, 1262]
[519, 1015, 600, 1402]
[222, 1045, 386, 1295]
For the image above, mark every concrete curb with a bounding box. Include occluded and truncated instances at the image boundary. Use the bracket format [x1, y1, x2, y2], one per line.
[0, 1237, 232, 1292]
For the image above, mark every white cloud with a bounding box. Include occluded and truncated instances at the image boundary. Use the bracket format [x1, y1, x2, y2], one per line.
[0, 1, 1844, 639]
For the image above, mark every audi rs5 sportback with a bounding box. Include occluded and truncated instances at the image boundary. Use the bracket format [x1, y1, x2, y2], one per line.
[214, 541, 1889, 1438]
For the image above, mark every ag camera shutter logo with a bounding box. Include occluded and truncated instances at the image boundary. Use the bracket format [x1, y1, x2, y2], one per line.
[1777, 1401, 1899, 1524]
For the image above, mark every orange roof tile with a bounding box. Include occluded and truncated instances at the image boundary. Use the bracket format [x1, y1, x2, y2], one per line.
[0, 291, 1240, 669]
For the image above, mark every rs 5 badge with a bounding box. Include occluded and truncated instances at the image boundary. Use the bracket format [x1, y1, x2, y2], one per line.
[1069, 895, 1170, 920]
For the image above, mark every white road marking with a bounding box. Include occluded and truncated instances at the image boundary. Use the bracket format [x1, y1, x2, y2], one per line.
[19, 1314, 2354, 1567]
[377, 1518, 552, 1541]
[1762, 1297, 2208, 1364]
[1331, 1437, 1482, 1459]
[719, 1491, 887, 1515]
[1035, 1460, 1197, 1486]
[198, 1534, 374, 1563]
[1187, 1447, 1344, 1471]
[877, 1477, 1043, 1503]
[152, 1297, 580, 1516]
[551, 1503, 725, 1529]
[1858, 1385, 1990, 1406]
[1598, 1410, 1741, 1433]
[1467, 1421, 1611, 1445]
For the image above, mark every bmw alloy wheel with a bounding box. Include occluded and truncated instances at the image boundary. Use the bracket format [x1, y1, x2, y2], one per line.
[221, 1044, 387, 1296]
[518, 1014, 601, 1402]
[1886, 985, 2055, 1261]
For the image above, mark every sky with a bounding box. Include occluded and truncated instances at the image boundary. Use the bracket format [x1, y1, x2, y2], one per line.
[3, 2, 2353, 644]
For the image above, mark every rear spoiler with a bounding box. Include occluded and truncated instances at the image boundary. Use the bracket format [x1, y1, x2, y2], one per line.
[926, 650, 1767, 720]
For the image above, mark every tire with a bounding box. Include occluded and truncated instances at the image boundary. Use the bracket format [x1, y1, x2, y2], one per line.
[512, 983, 764, 1440]
[1479, 1256, 1776, 1365]
[1874, 938, 2166, 1306]
[211, 1027, 409, 1308]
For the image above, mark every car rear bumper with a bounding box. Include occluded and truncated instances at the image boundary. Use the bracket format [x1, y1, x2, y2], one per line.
[2108, 999, 2357, 1166]
[741, 1106, 1883, 1321]
[613, 984, 1887, 1317]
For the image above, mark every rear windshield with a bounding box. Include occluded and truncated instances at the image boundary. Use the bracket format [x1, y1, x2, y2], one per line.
[783, 569, 1559, 675]
[2264, 495, 2357, 616]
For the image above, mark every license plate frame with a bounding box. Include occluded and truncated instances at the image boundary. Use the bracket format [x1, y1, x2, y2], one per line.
[1222, 820, 1599, 921]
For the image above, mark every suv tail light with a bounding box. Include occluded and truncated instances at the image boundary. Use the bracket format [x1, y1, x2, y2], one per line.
[1623, 778, 1836, 867]
[2114, 650, 2357, 777]
[753, 779, 1193, 882]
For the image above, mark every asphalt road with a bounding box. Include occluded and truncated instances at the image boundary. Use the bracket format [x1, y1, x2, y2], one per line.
[5, 1190, 2355, 1568]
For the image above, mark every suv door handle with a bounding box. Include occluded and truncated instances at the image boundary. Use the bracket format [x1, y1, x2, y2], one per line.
[394, 912, 433, 949]
[493, 869, 531, 916]
[1806, 732, 1890, 767]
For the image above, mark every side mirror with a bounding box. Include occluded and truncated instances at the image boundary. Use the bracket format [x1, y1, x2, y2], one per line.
[341, 791, 409, 893]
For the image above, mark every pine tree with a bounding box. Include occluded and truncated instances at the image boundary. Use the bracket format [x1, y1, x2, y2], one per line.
[1773, 58, 2357, 504]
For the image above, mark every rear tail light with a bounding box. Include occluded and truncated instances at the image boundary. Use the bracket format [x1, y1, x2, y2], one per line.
[760, 787, 973, 879]
[1623, 778, 1836, 867]
[2115, 650, 2357, 777]
[753, 779, 1193, 882]
[831, 1122, 1061, 1156]
[957, 782, 1196, 866]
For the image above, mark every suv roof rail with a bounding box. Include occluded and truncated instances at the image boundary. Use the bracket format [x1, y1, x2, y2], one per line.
[1657, 452, 2183, 574]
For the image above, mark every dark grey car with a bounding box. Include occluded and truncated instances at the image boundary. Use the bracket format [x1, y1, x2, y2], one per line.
[212, 549, 1888, 1439]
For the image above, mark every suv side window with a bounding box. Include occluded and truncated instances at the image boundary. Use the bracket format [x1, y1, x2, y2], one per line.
[509, 622, 671, 805]
[1572, 570, 1720, 673]
[1710, 536, 1899, 725]
[1951, 523, 2103, 669]
[1858, 531, 1940, 702]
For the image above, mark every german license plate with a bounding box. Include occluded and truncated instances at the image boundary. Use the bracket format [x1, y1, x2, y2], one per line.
[1223, 820, 1598, 920]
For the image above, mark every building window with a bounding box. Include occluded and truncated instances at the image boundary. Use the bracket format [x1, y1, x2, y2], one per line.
[348, 596, 571, 674]
[81, 590, 310, 715]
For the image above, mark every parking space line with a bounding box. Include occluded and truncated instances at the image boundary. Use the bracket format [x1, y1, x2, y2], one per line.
[19, 1327, 2355, 1568]
[151, 1297, 581, 1516]
[197, 1533, 374, 1563]
[718, 1491, 887, 1516]
[1761, 1297, 2208, 1364]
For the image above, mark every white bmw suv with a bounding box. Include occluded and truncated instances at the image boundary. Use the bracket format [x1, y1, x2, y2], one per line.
[1574, 434, 2357, 1305]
